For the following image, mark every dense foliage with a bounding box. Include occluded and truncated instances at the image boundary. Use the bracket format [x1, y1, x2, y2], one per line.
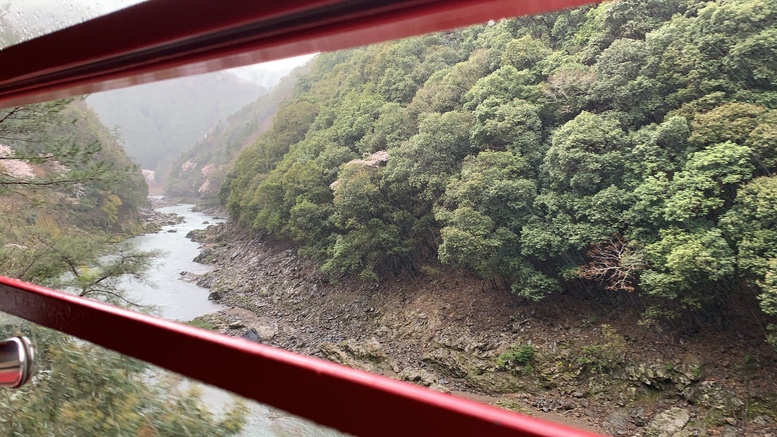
[0, 99, 147, 232]
[221, 0, 776, 330]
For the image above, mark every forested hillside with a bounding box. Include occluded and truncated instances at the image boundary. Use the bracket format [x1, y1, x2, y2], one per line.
[221, 0, 777, 341]
[87, 71, 266, 173]
[0, 98, 247, 434]
[0, 99, 147, 235]
[164, 68, 305, 202]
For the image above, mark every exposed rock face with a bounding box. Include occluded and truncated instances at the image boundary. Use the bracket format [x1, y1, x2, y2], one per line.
[625, 362, 701, 390]
[683, 380, 745, 414]
[186, 223, 777, 436]
[645, 407, 690, 437]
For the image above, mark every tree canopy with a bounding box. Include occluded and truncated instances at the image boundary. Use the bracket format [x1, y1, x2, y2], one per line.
[217, 0, 777, 334]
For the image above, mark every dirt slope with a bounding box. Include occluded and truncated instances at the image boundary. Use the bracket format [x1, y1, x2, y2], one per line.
[188, 223, 777, 436]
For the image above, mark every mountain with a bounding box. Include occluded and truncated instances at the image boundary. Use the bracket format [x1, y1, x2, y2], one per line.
[86, 71, 266, 174]
[163, 68, 305, 202]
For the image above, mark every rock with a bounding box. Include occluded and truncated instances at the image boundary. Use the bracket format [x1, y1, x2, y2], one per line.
[242, 328, 260, 342]
[465, 371, 522, 394]
[319, 342, 352, 365]
[630, 407, 649, 427]
[626, 363, 694, 389]
[682, 380, 745, 414]
[422, 348, 478, 379]
[724, 417, 736, 426]
[194, 247, 215, 263]
[167, 229, 177, 233]
[142, 210, 185, 231]
[645, 407, 690, 437]
[172, 217, 777, 435]
[398, 368, 438, 387]
[198, 275, 216, 288]
[229, 320, 245, 329]
[179, 271, 200, 283]
[428, 383, 451, 393]
[318, 339, 392, 375]
[254, 323, 278, 342]
[340, 338, 387, 363]
[605, 410, 631, 429]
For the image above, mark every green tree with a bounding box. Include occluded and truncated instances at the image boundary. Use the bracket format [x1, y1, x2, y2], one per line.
[385, 111, 474, 200]
[641, 225, 736, 310]
[213, 0, 777, 337]
[0, 97, 246, 435]
[325, 163, 411, 279]
[720, 176, 777, 282]
[437, 151, 556, 298]
[502, 35, 552, 73]
[543, 111, 626, 195]
[747, 110, 777, 173]
[664, 141, 753, 221]
[470, 98, 544, 165]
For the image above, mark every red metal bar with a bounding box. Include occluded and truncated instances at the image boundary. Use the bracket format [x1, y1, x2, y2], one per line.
[0, 276, 602, 436]
[0, 0, 599, 108]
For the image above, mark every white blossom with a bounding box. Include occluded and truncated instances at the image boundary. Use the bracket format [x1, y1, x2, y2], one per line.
[0, 144, 35, 180]
[181, 160, 196, 171]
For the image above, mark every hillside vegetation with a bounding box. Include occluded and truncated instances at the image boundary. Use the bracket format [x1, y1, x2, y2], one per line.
[220, 0, 777, 340]
[0, 98, 247, 435]
[164, 68, 305, 202]
[0, 99, 147, 235]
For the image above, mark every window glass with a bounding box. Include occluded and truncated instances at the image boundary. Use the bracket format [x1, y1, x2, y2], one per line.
[0, 0, 145, 49]
[0, 314, 350, 436]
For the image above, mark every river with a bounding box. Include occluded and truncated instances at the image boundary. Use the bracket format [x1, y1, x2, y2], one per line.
[123, 204, 224, 321]
[127, 203, 344, 437]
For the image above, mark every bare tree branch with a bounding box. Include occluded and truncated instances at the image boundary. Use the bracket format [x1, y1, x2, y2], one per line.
[579, 236, 647, 292]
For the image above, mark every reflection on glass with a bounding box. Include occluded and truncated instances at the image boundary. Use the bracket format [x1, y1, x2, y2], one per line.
[0, 314, 348, 437]
[0, 0, 146, 49]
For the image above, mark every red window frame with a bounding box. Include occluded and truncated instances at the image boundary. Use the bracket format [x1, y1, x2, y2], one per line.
[0, 1, 603, 435]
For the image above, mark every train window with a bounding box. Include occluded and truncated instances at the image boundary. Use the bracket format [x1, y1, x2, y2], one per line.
[2, 0, 775, 436]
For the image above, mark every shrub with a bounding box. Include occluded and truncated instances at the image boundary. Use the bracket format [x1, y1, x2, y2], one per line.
[496, 344, 536, 374]
[577, 324, 626, 374]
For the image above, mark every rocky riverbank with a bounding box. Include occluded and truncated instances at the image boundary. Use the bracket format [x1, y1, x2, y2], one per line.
[187, 222, 777, 436]
[140, 197, 186, 233]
